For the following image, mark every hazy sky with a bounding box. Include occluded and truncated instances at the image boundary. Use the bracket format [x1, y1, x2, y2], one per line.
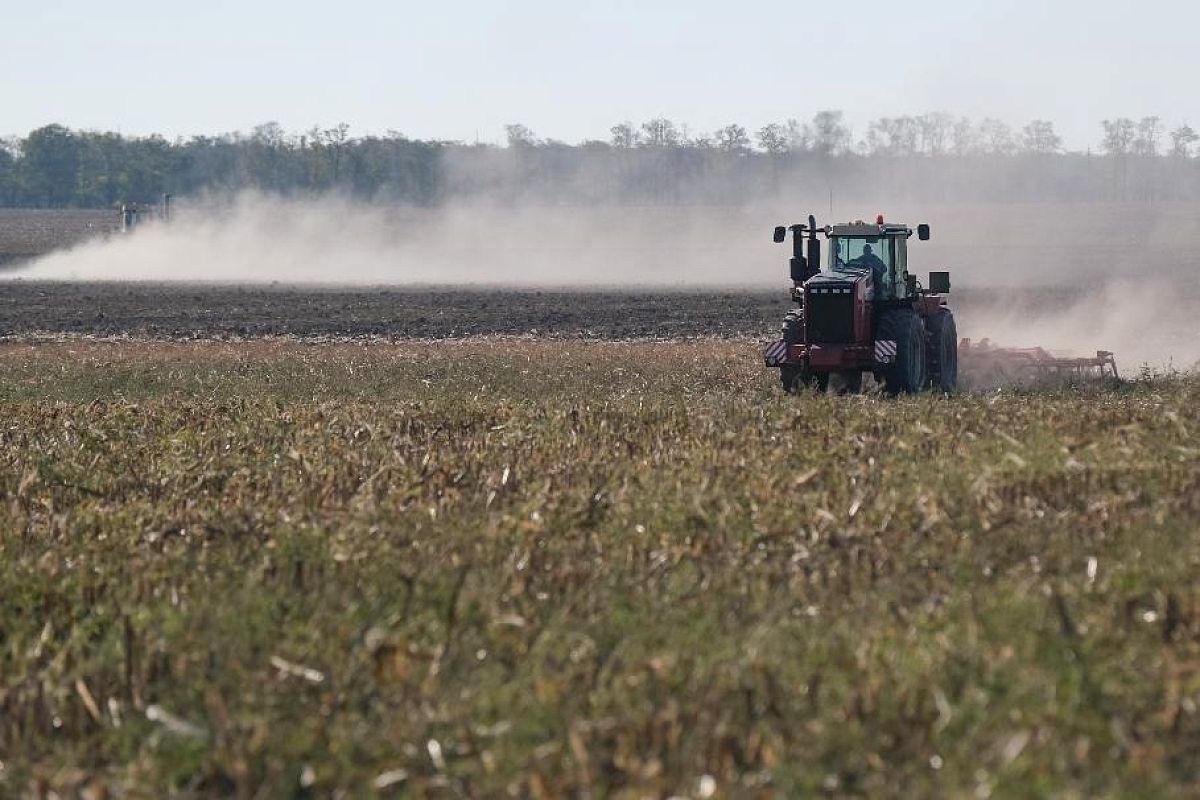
[3, 0, 1194, 149]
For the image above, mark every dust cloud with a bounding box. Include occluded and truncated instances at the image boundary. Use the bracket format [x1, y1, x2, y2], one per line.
[957, 280, 1200, 372]
[20, 194, 775, 286]
[15, 193, 1200, 369]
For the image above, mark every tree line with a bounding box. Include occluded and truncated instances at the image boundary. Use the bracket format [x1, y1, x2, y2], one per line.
[1, 112, 1198, 208]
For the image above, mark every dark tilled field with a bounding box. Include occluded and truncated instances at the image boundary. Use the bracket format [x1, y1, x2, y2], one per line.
[0, 282, 788, 339]
[0, 210, 117, 268]
[0, 281, 1069, 340]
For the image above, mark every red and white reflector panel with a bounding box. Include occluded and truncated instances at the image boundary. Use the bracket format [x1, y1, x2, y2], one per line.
[764, 340, 789, 366]
[874, 340, 897, 363]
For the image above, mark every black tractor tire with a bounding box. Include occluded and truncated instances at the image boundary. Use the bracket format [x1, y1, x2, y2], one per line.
[779, 309, 806, 393]
[876, 309, 928, 395]
[780, 308, 803, 344]
[926, 308, 959, 393]
[781, 367, 829, 394]
[777, 307, 832, 394]
[780, 365, 802, 393]
[832, 371, 863, 395]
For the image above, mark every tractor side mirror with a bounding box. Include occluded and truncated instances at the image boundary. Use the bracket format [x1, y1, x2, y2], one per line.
[917, 224, 931, 241]
[929, 271, 951, 293]
[773, 226, 787, 243]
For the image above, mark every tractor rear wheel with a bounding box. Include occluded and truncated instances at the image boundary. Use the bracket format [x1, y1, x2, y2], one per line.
[876, 309, 927, 395]
[926, 308, 958, 392]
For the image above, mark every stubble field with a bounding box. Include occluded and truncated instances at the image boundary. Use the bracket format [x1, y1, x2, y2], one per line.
[2, 337, 1199, 797]
[4, 209, 1200, 796]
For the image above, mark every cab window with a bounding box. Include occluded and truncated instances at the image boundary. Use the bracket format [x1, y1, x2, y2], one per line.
[830, 236, 893, 291]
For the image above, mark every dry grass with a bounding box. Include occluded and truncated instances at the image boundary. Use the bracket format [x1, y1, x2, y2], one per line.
[1, 339, 1199, 797]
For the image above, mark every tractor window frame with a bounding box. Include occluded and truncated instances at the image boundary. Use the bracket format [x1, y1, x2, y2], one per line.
[893, 236, 908, 298]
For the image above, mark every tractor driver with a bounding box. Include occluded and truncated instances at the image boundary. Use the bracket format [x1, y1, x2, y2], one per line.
[853, 243, 887, 287]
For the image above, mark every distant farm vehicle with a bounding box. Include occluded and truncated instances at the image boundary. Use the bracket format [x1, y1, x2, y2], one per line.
[763, 214, 956, 395]
[119, 194, 173, 233]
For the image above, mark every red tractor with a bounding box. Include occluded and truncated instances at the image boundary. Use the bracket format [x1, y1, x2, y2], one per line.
[763, 215, 956, 394]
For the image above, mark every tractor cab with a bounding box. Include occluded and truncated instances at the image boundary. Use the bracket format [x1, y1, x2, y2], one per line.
[774, 216, 940, 304]
[120, 203, 141, 234]
[827, 221, 915, 302]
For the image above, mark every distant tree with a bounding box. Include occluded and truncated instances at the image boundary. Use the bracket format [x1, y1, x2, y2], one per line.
[863, 120, 885, 154]
[323, 123, 352, 183]
[242, 122, 294, 191]
[714, 124, 750, 154]
[252, 121, 287, 147]
[784, 119, 810, 152]
[74, 132, 119, 205]
[977, 118, 1015, 154]
[950, 117, 978, 155]
[610, 122, 638, 149]
[639, 118, 681, 148]
[866, 117, 919, 155]
[297, 126, 327, 188]
[121, 134, 174, 200]
[1101, 118, 1136, 155]
[1100, 118, 1136, 201]
[8, 114, 1200, 211]
[916, 112, 954, 155]
[22, 124, 81, 206]
[1020, 120, 1062, 153]
[0, 140, 16, 204]
[1132, 116, 1162, 156]
[504, 124, 538, 148]
[863, 119, 888, 154]
[1169, 124, 1198, 158]
[808, 110, 851, 156]
[756, 123, 789, 155]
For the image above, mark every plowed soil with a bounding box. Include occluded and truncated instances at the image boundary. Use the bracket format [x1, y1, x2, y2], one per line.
[0, 282, 788, 338]
[0, 280, 1079, 342]
[0, 209, 117, 267]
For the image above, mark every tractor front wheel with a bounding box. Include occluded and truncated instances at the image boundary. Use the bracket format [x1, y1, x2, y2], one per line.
[781, 366, 829, 394]
[779, 308, 814, 394]
[876, 309, 927, 395]
[780, 365, 802, 393]
[832, 371, 863, 394]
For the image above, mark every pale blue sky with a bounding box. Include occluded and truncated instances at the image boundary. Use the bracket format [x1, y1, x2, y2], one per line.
[2, 0, 1195, 149]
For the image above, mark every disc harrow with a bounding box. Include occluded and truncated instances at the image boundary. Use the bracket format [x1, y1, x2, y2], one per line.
[959, 338, 1119, 384]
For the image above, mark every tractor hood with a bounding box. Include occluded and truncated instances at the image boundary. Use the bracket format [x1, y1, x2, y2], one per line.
[804, 271, 867, 294]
